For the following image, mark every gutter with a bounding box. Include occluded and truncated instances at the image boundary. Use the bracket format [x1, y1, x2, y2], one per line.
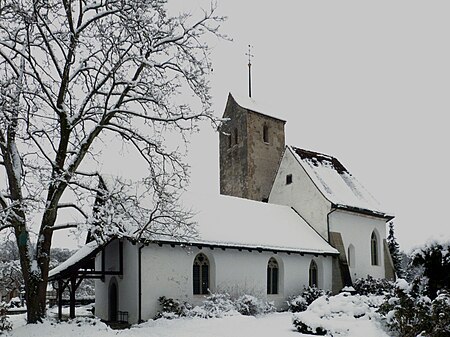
[327, 207, 338, 243]
[138, 244, 145, 323]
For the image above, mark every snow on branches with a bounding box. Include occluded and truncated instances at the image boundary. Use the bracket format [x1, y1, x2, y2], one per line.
[0, 0, 224, 322]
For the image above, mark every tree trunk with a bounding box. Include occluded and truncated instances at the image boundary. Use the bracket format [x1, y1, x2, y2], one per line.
[25, 275, 47, 323]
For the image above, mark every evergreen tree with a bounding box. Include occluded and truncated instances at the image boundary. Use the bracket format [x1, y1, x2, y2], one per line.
[411, 241, 450, 299]
[387, 221, 404, 278]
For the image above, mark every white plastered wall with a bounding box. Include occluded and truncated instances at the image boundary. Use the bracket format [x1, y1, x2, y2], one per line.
[138, 244, 333, 321]
[94, 239, 139, 323]
[269, 148, 331, 240]
[329, 210, 387, 281]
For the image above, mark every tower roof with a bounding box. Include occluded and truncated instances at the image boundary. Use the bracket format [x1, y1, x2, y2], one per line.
[227, 92, 286, 123]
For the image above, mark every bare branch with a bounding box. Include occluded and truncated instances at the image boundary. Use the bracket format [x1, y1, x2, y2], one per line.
[57, 203, 88, 218]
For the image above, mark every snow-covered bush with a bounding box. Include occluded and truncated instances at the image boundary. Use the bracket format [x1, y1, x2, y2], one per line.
[429, 290, 450, 336]
[292, 292, 385, 336]
[154, 296, 190, 319]
[234, 295, 275, 316]
[0, 303, 12, 332]
[353, 275, 394, 296]
[378, 278, 450, 337]
[155, 293, 276, 320]
[288, 286, 331, 312]
[188, 293, 237, 319]
[287, 295, 308, 313]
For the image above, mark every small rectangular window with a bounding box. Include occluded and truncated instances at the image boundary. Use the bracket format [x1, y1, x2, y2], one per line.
[286, 174, 292, 185]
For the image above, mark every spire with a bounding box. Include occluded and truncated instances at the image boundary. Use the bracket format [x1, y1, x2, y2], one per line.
[245, 44, 254, 98]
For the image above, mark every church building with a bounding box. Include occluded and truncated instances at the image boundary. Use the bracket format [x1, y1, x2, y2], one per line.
[49, 93, 395, 324]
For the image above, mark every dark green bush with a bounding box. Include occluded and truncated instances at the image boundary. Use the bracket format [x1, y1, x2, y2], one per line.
[353, 275, 394, 296]
[292, 316, 327, 335]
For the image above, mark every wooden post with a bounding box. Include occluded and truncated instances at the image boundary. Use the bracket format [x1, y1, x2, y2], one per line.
[58, 279, 63, 320]
[69, 276, 76, 319]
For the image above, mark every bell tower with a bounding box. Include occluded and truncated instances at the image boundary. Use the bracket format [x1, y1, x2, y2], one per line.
[219, 93, 286, 202]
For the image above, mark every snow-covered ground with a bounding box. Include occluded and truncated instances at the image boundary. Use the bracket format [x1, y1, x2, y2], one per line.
[7, 312, 301, 337]
[5, 295, 391, 337]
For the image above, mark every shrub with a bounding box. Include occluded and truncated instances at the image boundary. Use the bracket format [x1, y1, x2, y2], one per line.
[154, 296, 189, 319]
[155, 293, 276, 320]
[354, 275, 394, 296]
[292, 292, 380, 336]
[200, 293, 236, 318]
[429, 290, 450, 337]
[287, 286, 330, 312]
[287, 295, 308, 313]
[0, 303, 12, 332]
[301, 286, 330, 305]
[378, 279, 450, 337]
[292, 317, 327, 335]
[234, 295, 275, 316]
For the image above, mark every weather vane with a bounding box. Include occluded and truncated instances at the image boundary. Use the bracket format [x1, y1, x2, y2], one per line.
[245, 44, 254, 98]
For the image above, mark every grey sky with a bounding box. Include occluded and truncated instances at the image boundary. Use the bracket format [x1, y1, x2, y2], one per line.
[187, 0, 450, 252]
[52, 0, 450, 252]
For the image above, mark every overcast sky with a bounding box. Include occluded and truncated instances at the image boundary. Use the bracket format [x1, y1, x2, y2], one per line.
[183, 0, 450, 252]
[52, 1, 450, 252]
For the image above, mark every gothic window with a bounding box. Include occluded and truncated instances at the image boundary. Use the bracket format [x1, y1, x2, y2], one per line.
[309, 260, 318, 287]
[234, 128, 238, 145]
[286, 174, 293, 185]
[193, 253, 209, 295]
[267, 257, 279, 295]
[371, 232, 378, 265]
[263, 124, 269, 143]
[348, 244, 355, 268]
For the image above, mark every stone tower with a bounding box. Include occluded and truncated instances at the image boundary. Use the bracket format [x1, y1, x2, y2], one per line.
[219, 93, 286, 202]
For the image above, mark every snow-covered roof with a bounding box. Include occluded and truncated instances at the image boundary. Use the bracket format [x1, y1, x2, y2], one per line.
[48, 240, 101, 279]
[228, 92, 286, 123]
[185, 193, 338, 255]
[289, 146, 393, 219]
[47, 194, 337, 279]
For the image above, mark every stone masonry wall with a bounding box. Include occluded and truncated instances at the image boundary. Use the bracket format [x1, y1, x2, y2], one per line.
[246, 111, 285, 201]
[219, 94, 285, 202]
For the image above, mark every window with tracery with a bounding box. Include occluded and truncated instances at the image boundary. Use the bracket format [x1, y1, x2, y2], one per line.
[267, 257, 279, 295]
[309, 260, 318, 287]
[193, 253, 209, 295]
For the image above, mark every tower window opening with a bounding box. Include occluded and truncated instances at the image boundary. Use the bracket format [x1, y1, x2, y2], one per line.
[234, 128, 238, 145]
[286, 174, 293, 185]
[263, 124, 269, 143]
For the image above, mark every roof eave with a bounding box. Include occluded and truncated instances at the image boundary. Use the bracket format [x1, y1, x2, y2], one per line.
[333, 204, 395, 221]
[140, 238, 339, 257]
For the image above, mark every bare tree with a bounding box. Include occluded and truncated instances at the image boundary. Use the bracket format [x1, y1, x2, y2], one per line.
[0, 0, 224, 323]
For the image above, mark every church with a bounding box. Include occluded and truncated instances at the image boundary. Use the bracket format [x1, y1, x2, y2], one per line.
[49, 93, 395, 324]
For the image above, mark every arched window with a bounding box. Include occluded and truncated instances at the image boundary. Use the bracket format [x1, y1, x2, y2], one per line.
[267, 257, 279, 294]
[371, 232, 378, 266]
[309, 260, 318, 287]
[234, 128, 238, 145]
[348, 244, 355, 268]
[193, 253, 209, 295]
[227, 133, 232, 148]
[263, 124, 269, 143]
